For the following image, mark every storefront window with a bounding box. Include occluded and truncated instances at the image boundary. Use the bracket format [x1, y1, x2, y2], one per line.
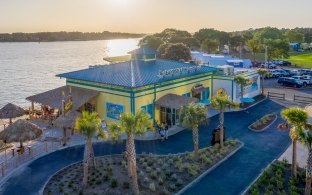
[141, 104, 154, 118]
[106, 102, 124, 120]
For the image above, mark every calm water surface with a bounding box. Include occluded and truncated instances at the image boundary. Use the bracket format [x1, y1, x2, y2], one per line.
[0, 39, 140, 108]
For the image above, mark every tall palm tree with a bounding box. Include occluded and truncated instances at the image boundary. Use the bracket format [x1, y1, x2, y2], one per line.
[75, 111, 102, 188]
[180, 103, 207, 158]
[109, 111, 153, 195]
[257, 68, 269, 95]
[234, 75, 248, 107]
[211, 88, 238, 148]
[298, 124, 312, 195]
[246, 38, 262, 62]
[281, 107, 308, 177]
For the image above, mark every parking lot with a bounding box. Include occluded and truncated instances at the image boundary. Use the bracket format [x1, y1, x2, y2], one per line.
[264, 78, 312, 104]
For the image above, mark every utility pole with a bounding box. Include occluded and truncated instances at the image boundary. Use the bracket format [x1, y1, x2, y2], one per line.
[264, 45, 268, 63]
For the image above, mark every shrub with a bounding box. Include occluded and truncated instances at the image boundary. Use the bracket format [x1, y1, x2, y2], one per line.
[156, 167, 162, 174]
[123, 181, 130, 189]
[143, 177, 149, 183]
[160, 188, 170, 195]
[96, 180, 101, 185]
[146, 166, 152, 173]
[168, 158, 174, 164]
[158, 177, 164, 185]
[168, 184, 176, 191]
[150, 171, 157, 179]
[110, 179, 118, 188]
[164, 169, 172, 177]
[149, 182, 156, 192]
[171, 174, 178, 182]
[142, 162, 148, 169]
[175, 179, 183, 187]
[139, 171, 145, 177]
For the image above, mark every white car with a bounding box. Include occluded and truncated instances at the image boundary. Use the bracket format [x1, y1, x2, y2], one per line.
[261, 62, 276, 69]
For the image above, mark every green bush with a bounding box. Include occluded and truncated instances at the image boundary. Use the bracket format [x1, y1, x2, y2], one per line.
[103, 174, 110, 181]
[96, 180, 101, 185]
[146, 166, 152, 173]
[171, 174, 178, 182]
[158, 177, 164, 185]
[168, 184, 176, 191]
[175, 179, 183, 187]
[150, 171, 157, 179]
[149, 182, 156, 192]
[110, 179, 118, 188]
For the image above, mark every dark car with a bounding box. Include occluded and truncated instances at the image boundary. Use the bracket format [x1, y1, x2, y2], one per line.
[277, 77, 303, 88]
[274, 60, 292, 66]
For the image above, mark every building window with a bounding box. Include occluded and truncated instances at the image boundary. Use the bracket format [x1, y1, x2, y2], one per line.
[141, 104, 154, 118]
[182, 92, 191, 97]
[106, 102, 124, 120]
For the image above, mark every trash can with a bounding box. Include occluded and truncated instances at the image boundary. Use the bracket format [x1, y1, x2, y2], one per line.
[211, 127, 226, 146]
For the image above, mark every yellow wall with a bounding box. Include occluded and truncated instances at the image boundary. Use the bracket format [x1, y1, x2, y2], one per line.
[67, 73, 212, 123]
[135, 74, 212, 122]
[66, 79, 131, 123]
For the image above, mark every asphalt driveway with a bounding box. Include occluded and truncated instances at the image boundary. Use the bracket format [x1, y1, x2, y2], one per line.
[0, 99, 290, 195]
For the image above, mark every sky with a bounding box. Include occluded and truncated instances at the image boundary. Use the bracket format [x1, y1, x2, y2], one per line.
[0, 0, 311, 33]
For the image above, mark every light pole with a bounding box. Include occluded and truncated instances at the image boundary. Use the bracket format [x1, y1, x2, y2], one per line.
[264, 45, 268, 63]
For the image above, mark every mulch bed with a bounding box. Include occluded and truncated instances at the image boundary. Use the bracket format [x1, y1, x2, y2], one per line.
[249, 113, 277, 132]
[43, 140, 241, 195]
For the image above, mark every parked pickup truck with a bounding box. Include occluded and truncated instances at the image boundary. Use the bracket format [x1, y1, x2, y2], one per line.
[277, 77, 304, 88]
[292, 76, 312, 87]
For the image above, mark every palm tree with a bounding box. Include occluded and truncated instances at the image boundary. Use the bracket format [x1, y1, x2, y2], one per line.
[75, 111, 102, 188]
[246, 38, 262, 62]
[211, 88, 238, 148]
[281, 107, 308, 177]
[180, 103, 207, 158]
[109, 111, 153, 195]
[257, 68, 268, 95]
[298, 124, 312, 195]
[234, 75, 248, 107]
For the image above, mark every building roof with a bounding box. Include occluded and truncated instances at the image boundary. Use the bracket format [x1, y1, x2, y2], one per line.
[156, 94, 199, 109]
[57, 59, 218, 88]
[26, 86, 98, 110]
[128, 47, 158, 55]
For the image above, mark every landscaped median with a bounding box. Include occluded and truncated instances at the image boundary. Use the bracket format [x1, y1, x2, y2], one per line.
[43, 140, 243, 195]
[249, 113, 277, 132]
[246, 160, 307, 195]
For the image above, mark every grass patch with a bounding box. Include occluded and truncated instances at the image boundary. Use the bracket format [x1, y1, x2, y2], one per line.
[287, 53, 312, 68]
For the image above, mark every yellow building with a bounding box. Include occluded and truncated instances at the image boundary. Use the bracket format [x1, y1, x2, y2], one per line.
[57, 48, 218, 126]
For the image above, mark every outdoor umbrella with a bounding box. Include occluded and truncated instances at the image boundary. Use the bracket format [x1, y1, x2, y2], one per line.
[240, 97, 255, 103]
[0, 119, 42, 147]
[53, 111, 81, 146]
[0, 103, 25, 124]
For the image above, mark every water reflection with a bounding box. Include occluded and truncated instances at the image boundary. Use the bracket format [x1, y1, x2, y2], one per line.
[0, 38, 140, 108]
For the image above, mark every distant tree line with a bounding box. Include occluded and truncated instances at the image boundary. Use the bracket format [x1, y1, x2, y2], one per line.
[140, 27, 312, 61]
[0, 31, 145, 42]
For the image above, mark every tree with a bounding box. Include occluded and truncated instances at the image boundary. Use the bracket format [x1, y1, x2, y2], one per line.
[298, 125, 312, 195]
[180, 103, 207, 157]
[254, 27, 283, 43]
[211, 89, 238, 148]
[234, 76, 248, 107]
[265, 39, 290, 59]
[285, 29, 304, 43]
[257, 69, 269, 95]
[246, 38, 262, 61]
[200, 39, 219, 53]
[139, 35, 163, 50]
[159, 43, 191, 61]
[281, 107, 308, 177]
[109, 111, 153, 195]
[75, 111, 102, 188]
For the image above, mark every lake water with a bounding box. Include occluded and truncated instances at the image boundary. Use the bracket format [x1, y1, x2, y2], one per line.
[0, 39, 140, 109]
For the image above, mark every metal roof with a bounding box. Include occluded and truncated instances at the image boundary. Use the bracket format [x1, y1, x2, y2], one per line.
[57, 59, 218, 88]
[128, 47, 158, 55]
